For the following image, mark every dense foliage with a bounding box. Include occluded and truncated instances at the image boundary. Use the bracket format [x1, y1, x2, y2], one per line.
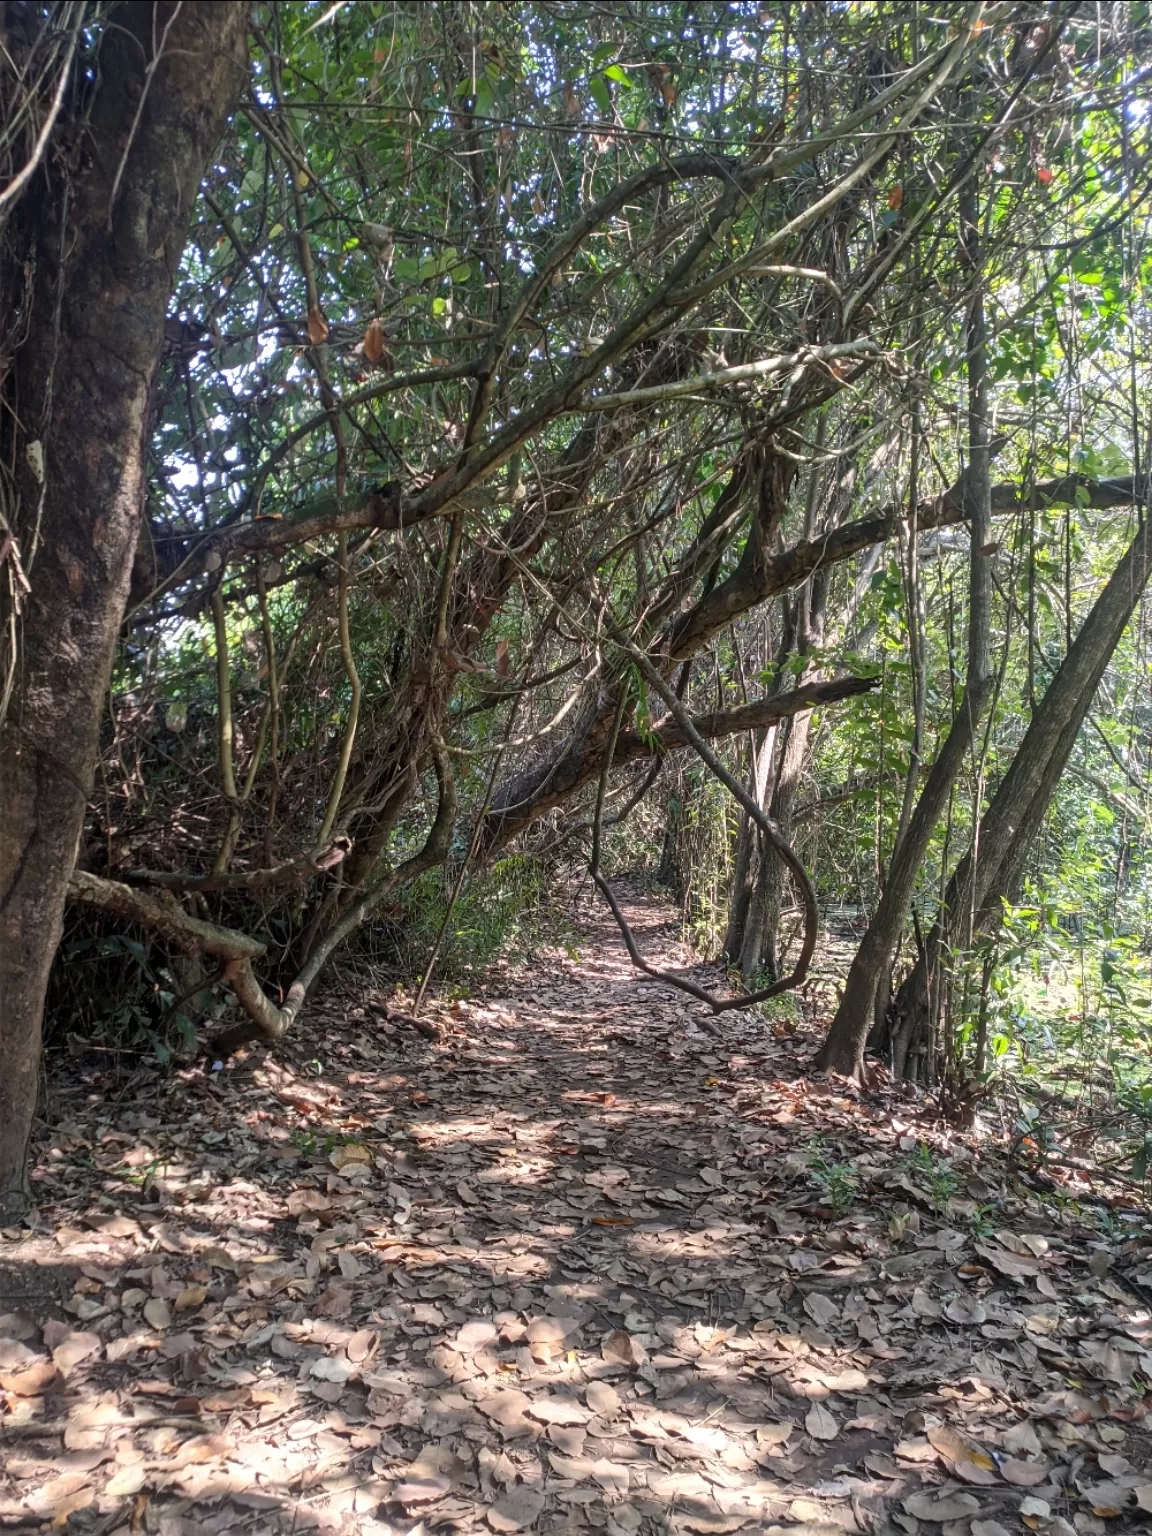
[6, 2, 1151, 1173]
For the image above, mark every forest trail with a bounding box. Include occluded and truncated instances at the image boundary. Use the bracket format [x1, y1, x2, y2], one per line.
[3, 891, 1152, 1535]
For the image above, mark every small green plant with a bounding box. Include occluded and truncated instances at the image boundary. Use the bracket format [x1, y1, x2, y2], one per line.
[1012, 1101, 1058, 1165]
[901, 1143, 960, 1213]
[808, 1137, 859, 1215]
[751, 989, 801, 1027]
[966, 1201, 1000, 1239]
[291, 1127, 349, 1158]
[116, 1154, 162, 1189]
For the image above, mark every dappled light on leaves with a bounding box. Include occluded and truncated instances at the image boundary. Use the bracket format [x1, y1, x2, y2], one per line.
[6, 893, 1152, 1533]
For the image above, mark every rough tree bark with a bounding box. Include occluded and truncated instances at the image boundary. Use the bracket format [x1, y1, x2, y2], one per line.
[0, 2, 250, 1217]
[814, 175, 994, 1080]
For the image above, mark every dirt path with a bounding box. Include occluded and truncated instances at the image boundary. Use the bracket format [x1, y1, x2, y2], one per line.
[2, 890, 1151, 1534]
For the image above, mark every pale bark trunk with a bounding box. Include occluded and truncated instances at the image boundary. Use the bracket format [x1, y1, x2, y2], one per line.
[724, 727, 776, 962]
[750, 709, 815, 982]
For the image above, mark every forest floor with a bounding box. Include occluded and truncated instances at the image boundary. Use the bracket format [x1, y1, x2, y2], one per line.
[3, 889, 1152, 1536]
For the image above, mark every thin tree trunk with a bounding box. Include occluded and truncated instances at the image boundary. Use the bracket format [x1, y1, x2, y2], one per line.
[815, 172, 993, 1080]
[0, 2, 250, 1217]
[892, 512, 1152, 1045]
[746, 710, 814, 982]
[725, 726, 776, 962]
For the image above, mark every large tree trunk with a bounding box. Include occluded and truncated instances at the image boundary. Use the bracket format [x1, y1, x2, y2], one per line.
[814, 175, 993, 1081]
[0, 2, 249, 1217]
[891, 513, 1152, 1057]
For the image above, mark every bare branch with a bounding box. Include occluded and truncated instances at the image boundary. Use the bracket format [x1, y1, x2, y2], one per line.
[119, 838, 351, 893]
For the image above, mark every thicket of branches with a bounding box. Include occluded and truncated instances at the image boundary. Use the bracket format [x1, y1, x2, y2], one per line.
[5, 1, 1151, 1123]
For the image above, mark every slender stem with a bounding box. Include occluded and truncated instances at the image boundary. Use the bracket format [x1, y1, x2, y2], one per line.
[434, 504, 467, 651]
[211, 583, 241, 873]
[317, 530, 362, 843]
[412, 684, 530, 1016]
[256, 562, 281, 864]
[595, 635, 819, 1012]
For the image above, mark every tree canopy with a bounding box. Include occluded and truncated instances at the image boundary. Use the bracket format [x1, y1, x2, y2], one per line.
[2, 0, 1152, 1198]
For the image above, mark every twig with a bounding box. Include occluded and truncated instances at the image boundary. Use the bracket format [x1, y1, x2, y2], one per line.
[210, 581, 241, 873]
[106, 2, 185, 227]
[0, 3, 84, 215]
[591, 635, 819, 1015]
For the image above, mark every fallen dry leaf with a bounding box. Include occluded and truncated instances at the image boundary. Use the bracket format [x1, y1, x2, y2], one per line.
[927, 1424, 999, 1483]
[602, 1328, 647, 1367]
[585, 1380, 620, 1416]
[480, 1390, 533, 1428]
[526, 1394, 589, 1426]
[49, 1329, 101, 1376]
[453, 1319, 498, 1353]
[142, 1297, 171, 1331]
[805, 1401, 838, 1441]
[903, 1491, 981, 1522]
[487, 1485, 544, 1531]
[1000, 1459, 1050, 1487]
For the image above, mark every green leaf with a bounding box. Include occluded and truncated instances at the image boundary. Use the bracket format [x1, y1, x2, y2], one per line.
[589, 74, 612, 116]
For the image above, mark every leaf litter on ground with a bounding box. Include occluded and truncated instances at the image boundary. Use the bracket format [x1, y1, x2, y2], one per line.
[2, 891, 1152, 1536]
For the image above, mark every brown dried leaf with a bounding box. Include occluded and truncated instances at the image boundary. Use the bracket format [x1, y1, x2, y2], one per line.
[488, 1486, 544, 1531]
[479, 1389, 533, 1428]
[1084, 1483, 1131, 1517]
[975, 1240, 1041, 1277]
[363, 317, 385, 363]
[805, 1401, 838, 1441]
[397, 1473, 453, 1507]
[142, 1297, 171, 1331]
[25, 1473, 94, 1519]
[0, 1344, 58, 1396]
[602, 1328, 647, 1367]
[585, 1380, 620, 1417]
[903, 1492, 981, 1522]
[526, 1315, 579, 1344]
[50, 1329, 101, 1377]
[287, 1188, 330, 1217]
[1000, 1460, 1049, 1487]
[803, 1293, 840, 1328]
[527, 1395, 589, 1426]
[453, 1319, 498, 1354]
